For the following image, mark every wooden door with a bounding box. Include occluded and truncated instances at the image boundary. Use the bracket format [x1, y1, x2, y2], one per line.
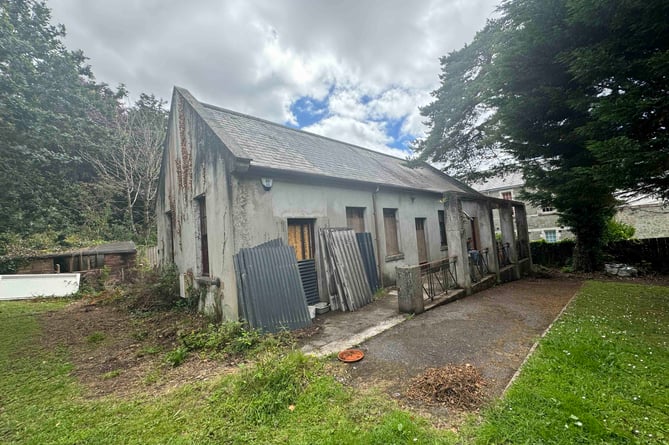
[415, 218, 428, 264]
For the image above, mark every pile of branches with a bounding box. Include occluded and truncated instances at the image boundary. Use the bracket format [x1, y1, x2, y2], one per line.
[405, 364, 487, 410]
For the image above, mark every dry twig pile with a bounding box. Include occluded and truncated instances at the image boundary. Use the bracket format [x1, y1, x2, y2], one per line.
[405, 364, 486, 410]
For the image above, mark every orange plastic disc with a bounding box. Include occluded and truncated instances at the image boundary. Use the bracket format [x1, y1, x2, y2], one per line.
[338, 349, 364, 363]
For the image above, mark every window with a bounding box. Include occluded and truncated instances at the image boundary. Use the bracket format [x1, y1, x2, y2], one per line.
[501, 191, 513, 200]
[383, 208, 401, 256]
[438, 210, 447, 247]
[166, 210, 175, 262]
[346, 207, 365, 233]
[544, 230, 557, 243]
[287, 219, 314, 261]
[541, 206, 555, 213]
[197, 196, 209, 276]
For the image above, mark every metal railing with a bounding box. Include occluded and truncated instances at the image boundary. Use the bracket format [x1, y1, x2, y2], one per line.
[420, 256, 458, 301]
[469, 248, 490, 282]
[498, 241, 512, 267]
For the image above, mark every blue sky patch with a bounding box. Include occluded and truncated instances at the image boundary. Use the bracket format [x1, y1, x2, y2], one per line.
[287, 90, 331, 128]
[287, 88, 416, 153]
[384, 117, 413, 150]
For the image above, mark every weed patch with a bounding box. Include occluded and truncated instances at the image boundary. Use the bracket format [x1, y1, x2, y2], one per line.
[86, 331, 106, 344]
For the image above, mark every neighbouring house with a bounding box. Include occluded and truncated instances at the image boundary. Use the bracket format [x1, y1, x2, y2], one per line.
[156, 87, 532, 321]
[10, 241, 136, 280]
[473, 173, 572, 243]
[475, 173, 669, 241]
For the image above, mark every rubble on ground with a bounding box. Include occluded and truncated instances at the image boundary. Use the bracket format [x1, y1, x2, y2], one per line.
[605, 263, 639, 277]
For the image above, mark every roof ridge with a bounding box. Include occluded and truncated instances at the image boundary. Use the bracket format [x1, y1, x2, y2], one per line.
[199, 101, 420, 164]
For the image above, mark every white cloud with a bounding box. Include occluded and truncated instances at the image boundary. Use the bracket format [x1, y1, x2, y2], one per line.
[48, 0, 500, 150]
[303, 115, 410, 159]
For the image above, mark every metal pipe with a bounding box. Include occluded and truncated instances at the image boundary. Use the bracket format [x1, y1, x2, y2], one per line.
[371, 186, 384, 288]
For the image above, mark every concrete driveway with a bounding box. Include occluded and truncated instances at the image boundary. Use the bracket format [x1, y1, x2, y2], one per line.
[343, 277, 582, 401]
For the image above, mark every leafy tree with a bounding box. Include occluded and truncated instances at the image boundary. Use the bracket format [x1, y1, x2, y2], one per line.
[84, 94, 167, 243]
[602, 218, 635, 245]
[0, 0, 122, 238]
[415, 0, 669, 271]
[0, 0, 167, 253]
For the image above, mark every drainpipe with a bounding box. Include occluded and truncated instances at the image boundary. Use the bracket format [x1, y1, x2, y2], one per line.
[372, 186, 384, 288]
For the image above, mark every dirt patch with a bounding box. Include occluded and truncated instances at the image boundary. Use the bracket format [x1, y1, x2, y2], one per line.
[39, 299, 239, 398]
[405, 364, 487, 411]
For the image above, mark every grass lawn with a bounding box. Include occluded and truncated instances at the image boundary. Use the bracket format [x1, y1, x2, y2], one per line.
[1, 280, 667, 444]
[0, 299, 456, 445]
[471, 281, 669, 444]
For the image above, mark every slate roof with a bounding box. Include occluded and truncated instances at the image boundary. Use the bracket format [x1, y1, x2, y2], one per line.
[472, 172, 525, 192]
[178, 88, 478, 195]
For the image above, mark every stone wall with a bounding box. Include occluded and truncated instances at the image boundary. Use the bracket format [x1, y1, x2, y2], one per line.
[615, 204, 669, 239]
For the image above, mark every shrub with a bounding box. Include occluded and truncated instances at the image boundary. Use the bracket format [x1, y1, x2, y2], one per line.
[164, 346, 189, 367]
[179, 321, 262, 356]
[124, 265, 180, 310]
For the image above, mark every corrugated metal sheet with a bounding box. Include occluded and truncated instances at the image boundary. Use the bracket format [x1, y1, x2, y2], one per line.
[319, 229, 342, 311]
[321, 228, 373, 311]
[234, 240, 312, 333]
[356, 232, 379, 293]
[297, 259, 319, 305]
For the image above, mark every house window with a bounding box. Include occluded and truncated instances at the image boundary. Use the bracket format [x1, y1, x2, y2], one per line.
[346, 207, 365, 233]
[541, 206, 555, 213]
[197, 196, 209, 276]
[544, 230, 557, 243]
[287, 219, 314, 261]
[501, 191, 513, 200]
[166, 210, 175, 262]
[383, 208, 401, 256]
[438, 210, 447, 247]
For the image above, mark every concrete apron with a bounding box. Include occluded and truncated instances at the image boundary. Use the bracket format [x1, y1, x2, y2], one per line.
[300, 286, 467, 357]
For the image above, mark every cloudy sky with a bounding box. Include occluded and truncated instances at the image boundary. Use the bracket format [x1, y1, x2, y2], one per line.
[49, 0, 500, 157]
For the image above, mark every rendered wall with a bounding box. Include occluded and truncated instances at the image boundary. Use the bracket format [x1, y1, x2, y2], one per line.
[230, 175, 449, 289]
[156, 91, 238, 320]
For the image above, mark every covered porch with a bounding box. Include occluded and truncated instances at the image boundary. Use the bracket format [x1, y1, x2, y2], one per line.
[397, 191, 533, 314]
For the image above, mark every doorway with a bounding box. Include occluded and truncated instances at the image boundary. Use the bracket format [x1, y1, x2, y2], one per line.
[415, 218, 428, 264]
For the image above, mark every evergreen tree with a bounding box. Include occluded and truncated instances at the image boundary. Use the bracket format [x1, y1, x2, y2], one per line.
[416, 0, 669, 271]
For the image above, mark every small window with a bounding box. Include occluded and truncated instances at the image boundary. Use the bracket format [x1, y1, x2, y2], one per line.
[383, 208, 401, 256]
[197, 196, 210, 276]
[166, 210, 175, 262]
[501, 191, 513, 200]
[346, 207, 365, 233]
[287, 219, 315, 261]
[438, 210, 447, 247]
[541, 206, 555, 213]
[544, 230, 557, 243]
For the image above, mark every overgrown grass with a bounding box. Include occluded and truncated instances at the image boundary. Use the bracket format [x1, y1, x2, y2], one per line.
[3, 281, 666, 444]
[471, 281, 669, 444]
[0, 298, 456, 444]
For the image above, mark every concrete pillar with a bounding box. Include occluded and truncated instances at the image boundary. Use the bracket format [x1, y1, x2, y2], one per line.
[396, 265, 424, 314]
[514, 204, 533, 273]
[499, 205, 520, 280]
[485, 205, 501, 282]
[444, 192, 472, 294]
[476, 201, 498, 275]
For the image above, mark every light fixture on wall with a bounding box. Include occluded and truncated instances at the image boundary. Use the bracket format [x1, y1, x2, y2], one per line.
[261, 177, 273, 191]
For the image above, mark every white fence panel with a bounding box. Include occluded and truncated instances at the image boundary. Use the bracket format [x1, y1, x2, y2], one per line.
[0, 273, 81, 300]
